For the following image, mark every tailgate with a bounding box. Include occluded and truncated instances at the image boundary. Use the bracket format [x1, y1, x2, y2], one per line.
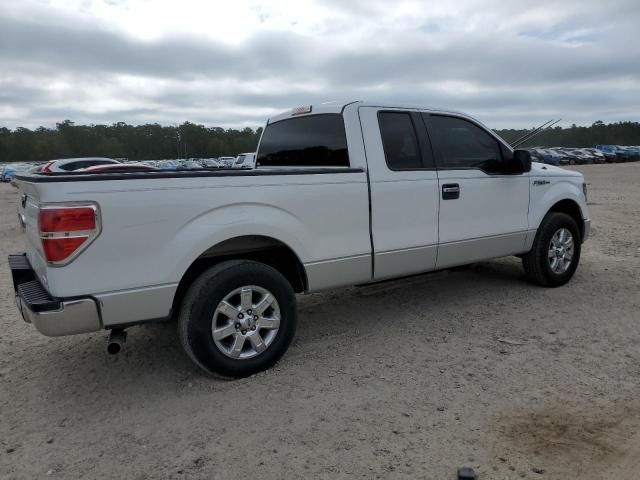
[15, 179, 47, 283]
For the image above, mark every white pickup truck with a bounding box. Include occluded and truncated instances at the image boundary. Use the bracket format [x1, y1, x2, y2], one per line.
[10, 101, 590, 377]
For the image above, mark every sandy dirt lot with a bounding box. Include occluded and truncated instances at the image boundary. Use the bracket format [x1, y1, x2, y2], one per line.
[1, 164, 639, 479]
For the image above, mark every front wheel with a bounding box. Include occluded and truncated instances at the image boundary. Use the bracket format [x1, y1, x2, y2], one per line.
[522, 212, 581, 287]
[178, 260, 297, 377]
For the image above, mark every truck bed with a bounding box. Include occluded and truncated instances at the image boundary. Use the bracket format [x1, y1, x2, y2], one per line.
[14, 166, 372, 329]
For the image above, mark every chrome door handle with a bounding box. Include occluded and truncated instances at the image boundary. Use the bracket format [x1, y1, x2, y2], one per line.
[442, 183, 460, 200]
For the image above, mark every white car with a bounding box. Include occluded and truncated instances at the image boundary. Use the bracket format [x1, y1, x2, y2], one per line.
[217, 156, 236, 168]
[233, 152, 256, 169]
[202, 158, 222, 168]
[178, 160, 203, 169]
[41, 157, 120, 173]
[10, 101, 590, 378]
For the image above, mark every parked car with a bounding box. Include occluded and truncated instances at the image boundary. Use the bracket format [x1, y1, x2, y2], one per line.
[177, 160, 203, 170]
[531, 149, 552, 165]
[9, 101, 590, 378]
[565, 149, 593, 165]
[536, 148, 566, 166]
[559, 149, 581, 165]
[547, 148, 581, 165]
[233, 152, 256, 169]
[595, 145, 619, 162]
[622, 146, 640, 161]
[156, 160, 180, 170]
[581, 148, 606, 163]
[202, 158, 222, 168]
[597, 145, 635, 162]
[2, 165, 12, 181]
[1, 163, 32, 182]
[614, 146, 634, 162]
[217, 156, 236, 168]
[28, 163, 48, 173]
[41, 157, 120, 173]
[527, 147, 545, 163]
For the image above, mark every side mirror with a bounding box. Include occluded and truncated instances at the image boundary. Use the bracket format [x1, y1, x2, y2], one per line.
[511, 149, 532, 174]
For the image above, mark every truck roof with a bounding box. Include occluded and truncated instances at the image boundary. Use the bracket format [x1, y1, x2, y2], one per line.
[267, 101, 467, 124]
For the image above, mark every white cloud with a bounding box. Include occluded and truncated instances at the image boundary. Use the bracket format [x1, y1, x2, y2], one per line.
[0, 0, 639, 128]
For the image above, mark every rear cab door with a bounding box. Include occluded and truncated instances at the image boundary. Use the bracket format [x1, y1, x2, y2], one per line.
[359, 107, 439, 280]
[424, 113, 530, 268]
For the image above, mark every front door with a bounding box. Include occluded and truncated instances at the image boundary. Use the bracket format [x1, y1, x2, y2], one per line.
[424, 114, 530, 269]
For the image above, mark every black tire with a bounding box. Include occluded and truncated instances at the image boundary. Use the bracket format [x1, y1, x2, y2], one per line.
[178, 260, 297, 377]
[522, 212, 581, 287]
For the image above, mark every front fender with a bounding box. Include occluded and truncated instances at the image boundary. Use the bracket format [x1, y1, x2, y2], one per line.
[529, 178, 589, 230]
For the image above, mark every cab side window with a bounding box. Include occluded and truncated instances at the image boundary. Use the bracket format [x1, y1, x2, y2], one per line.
[378, 112, 423, 170]
[428, 115, 503, 172]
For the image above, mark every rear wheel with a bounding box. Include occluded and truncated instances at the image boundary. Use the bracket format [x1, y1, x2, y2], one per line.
[178, 260, 297, 377]
[522, 212, 581, 287]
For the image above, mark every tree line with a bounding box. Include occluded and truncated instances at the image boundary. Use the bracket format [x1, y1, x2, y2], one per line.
[1, 119, 639, 163]
[0, 120, 262, 163]
[495, 121, 640, 149]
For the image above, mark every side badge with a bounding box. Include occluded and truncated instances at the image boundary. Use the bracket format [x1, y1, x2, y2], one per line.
[533, 180, 550, 186]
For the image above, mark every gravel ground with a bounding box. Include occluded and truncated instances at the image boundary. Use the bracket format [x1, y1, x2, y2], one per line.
[1, 163, 639, 480]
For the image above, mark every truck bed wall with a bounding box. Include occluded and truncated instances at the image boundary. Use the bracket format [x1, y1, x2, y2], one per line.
[20, 169, 372, 326]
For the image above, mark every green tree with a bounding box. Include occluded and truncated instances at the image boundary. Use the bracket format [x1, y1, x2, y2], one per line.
[3, 119, 637, 163]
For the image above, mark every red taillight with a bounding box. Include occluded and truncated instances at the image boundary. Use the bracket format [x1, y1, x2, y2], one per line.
[39, 207, 96, 232]
[38, 204, 100, 264]
[42, 237, 89, 262]
[42, 161, 54, 173]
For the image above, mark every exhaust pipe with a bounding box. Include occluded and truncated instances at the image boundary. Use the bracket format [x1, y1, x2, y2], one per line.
[107, 328, 127, 355]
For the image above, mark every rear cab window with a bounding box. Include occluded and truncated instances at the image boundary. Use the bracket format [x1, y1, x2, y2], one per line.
[256, 114, 349, 167]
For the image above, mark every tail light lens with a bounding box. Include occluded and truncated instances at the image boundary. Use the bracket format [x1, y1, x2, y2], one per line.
[40, 208, 96, 232]
[42, 237, 89, 263]
[38, 204, 100, 265]
[42, 161, 55, 173]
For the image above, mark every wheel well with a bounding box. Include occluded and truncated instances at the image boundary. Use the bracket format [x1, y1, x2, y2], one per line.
[171, 236, 307, 318]
[549, 199, 584, 239]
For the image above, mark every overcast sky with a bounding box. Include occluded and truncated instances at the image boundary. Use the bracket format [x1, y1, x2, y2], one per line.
[1, 0, 639, 130]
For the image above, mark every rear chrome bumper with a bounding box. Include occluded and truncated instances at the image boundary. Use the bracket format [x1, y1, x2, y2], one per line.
[583, 218, 591, 242]
[9, 254, 102, 336]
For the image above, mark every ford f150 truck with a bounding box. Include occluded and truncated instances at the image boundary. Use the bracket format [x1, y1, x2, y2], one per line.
[9, 101, 590, 377]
